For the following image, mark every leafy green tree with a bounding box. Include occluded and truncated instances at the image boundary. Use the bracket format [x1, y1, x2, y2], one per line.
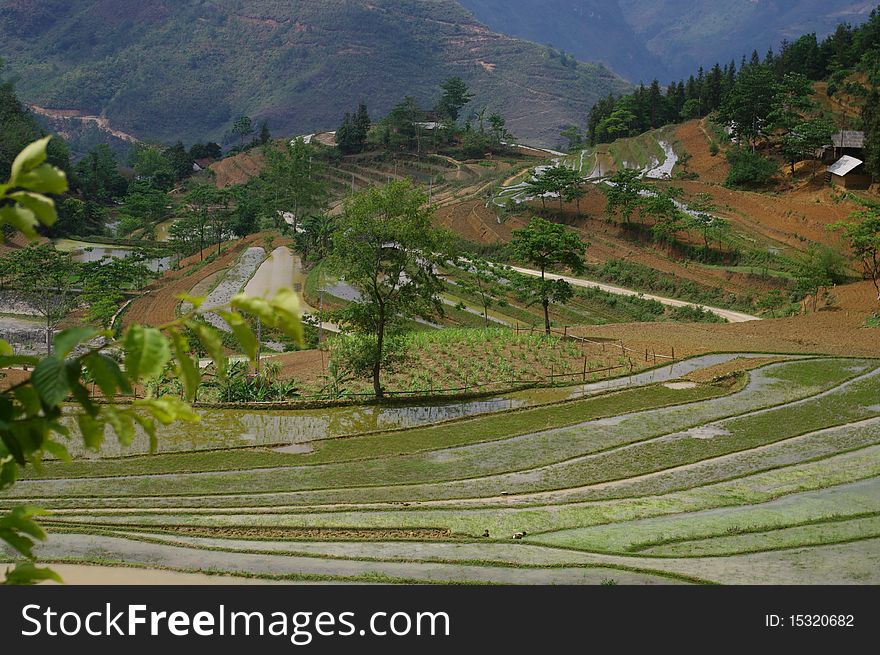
[190, 142, 222, 160]
[511, 216, 587, 334]
[780, 116, 835, 176]
[454, 258, 508, 326]
[53, 197, 106, 237]
[642, 192, 686, 243]
[488, 113, 511, 143]
[183, 183, 224, 260]
[560, 126, 585, 152]
[256, 138, 328, 233]
[861, 87, 880, 178]
[725, 147, 778, 188]
[379, 97, 427, 153]
[336, 113, 357, 155]
[834, 209, 880, 305]
[73, 144, 128, 204]
[597, 108, 638, 141]
[164, 141, 194, 181]
[297, 213, 336, 263]
[687, 213, 730, 252]
[716, 63, 776, 150]
[0, 243, 78, 353]
[121, 180, 170, 226]
[602, 168, 647, 223]
[80, 255, 155, 328]
[436, 77, 474, 123]
[328, 180, 450, 397]
[537, 165, 585, 215]
[795, 244, 848, 312]
[0, 138, 302, 585]
[130, 143, 175, 190]
[231, 115, 254, 149]
[258, 120, 271, 145]
[338, 103, 372, 155]
[757, 289, 788, 317]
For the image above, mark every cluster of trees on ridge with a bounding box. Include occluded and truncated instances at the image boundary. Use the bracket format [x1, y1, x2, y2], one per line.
[337, 77, 513, 159]
[572, 9, 880, 184]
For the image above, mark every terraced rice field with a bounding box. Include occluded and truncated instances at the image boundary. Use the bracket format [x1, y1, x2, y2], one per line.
[3, 356, 879, 584]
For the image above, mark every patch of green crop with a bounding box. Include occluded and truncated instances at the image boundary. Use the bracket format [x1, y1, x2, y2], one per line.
[644, 513, 880, 557]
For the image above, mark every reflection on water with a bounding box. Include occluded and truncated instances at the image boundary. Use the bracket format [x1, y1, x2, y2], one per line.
[62, 395, 526, 458]
[68, 245, 172, 273]
[59, 353, 792, 459]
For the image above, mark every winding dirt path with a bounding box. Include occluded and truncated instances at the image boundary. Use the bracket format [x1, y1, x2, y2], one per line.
[507, 265, 760, 322]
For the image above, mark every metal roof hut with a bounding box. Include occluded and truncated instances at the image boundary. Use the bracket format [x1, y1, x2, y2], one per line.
[827, 155, 871, 190]
[821, 130, 865, 163]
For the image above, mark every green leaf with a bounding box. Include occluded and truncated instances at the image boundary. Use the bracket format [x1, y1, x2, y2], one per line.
[217, 310, 258, 362]
[270, 289, 304, 343]
[31, 357, 69, 407]
[188, 321, 226, 376]
[135, 396, 199, 426]
[42, 439, 71, 462]
[0, 340, 13, 356]
[64, 358, 97, 416]
[84, 353, 131, 401]
[231, 294, 276, 325]
[170, 330, 200, 402]
[14, 164, 68, 196]
[3, 563, 63, 586]
[53, 327, 99, 359]
[0, 506, 47, 559]
[7, 191, 57, 227]
[105, 408, 135, 446]
[12, 386, 40, 417]
[124, 325, 171, 382]
[0, 355, 39, 368]
[176, 293, 207, 309]
[132, 414, 158, 453]
[9, 136, 50, 184]
[0, 205, 39, 239]
[76, 414, 105, 450]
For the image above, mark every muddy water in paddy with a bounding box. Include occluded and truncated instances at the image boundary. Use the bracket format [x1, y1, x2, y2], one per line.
[244, 246, 313, 310]
[58, 353, 785, 458]
[54, 239, 172, 272]
[63, 395, 528, 458]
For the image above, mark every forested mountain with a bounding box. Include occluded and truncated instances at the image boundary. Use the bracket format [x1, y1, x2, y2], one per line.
[459, 0, 876, 80]
[0, 0, 630, 147]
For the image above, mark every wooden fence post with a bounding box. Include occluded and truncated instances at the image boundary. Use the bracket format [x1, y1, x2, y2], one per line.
[583, 356, 588, 382]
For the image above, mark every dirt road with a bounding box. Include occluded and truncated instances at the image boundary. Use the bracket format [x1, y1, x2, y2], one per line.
[507, 265, 759, 323]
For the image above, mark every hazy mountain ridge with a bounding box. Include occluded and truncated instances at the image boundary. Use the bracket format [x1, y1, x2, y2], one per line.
[0, 0, 631, 147]
[460, 0, 876, 80]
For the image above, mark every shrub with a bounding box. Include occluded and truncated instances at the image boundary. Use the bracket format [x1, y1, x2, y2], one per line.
[709, 141, 720, 156]
[724, 148, 778, 188]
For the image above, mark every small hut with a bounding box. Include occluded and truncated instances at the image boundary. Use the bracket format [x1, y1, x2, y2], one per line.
[821, 130, 865, 163]
[827, 155, 871, 190]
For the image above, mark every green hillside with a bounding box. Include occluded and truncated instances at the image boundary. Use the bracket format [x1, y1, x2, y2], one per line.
[0, 0, 631, 146]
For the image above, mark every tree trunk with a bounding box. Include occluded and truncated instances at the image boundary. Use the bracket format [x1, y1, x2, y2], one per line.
[543, 299, 551, 335]
[373, 305, 385, 399]
[541, 265, 550, 335]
